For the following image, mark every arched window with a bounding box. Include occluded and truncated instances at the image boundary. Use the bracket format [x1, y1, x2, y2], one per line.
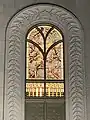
[5, 4, 86, 120]
[25, 24, 64, 98]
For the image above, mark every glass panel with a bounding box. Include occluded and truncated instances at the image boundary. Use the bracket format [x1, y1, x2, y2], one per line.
[26, 25, 64, 98]
[38, 25, 51, 37]
[26, 42, 44, 79]
[46, 28, 62, 50]
[46, 83, 64, 97]
[27, 28, 44, 50]
[26, 83, 44, 97]
[46, 43, 63, 80]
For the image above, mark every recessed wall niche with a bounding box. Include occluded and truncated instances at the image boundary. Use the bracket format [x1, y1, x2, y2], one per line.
[4, 4, 86, 120]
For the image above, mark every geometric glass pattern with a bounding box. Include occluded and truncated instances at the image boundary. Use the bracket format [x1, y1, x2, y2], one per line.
[26, 25, 64, 97]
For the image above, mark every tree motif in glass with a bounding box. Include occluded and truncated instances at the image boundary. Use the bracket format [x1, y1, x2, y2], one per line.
[26, 25, 64, 97]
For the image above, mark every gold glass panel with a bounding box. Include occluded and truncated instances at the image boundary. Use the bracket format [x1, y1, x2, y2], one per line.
[26, 83, 44, 97]
[26, 42, 44, 79]
[27, 28, 44, 50]
[46, 28, 62, 50]
[46, 83, 64, 97]
[46, 43, 63, 80]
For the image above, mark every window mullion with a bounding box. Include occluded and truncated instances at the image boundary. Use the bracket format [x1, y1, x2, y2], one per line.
[44, 34, 46, 97]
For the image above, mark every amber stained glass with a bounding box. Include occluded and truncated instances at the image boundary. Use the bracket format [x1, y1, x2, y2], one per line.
[26, 25, 64, 97]
[26, 83, 64, 97]
[46, 43, 63, 79]
[46, 28, 62, 50]
[26, 42, 44, 79]
[27, 28, 44, 50]
[26, 83, 44, 97]
[46, 83, 64, 97]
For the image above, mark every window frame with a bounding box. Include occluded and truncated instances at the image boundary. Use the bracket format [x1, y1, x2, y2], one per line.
[25, 24, 65, 99]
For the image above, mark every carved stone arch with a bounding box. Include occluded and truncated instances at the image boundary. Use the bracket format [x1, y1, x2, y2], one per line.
[4, 4, 87, 120]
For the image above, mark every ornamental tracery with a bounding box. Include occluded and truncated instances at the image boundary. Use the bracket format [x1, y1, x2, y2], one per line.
[26, 25, 64, 97]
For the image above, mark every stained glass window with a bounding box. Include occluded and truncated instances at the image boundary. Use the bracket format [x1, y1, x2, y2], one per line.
[26, 25, 64, 98]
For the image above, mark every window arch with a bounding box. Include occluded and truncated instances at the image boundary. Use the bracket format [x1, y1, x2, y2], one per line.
[4, 4, 86, 120]
[25, 24, 64, 98]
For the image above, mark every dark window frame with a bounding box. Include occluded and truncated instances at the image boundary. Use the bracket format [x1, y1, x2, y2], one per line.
[25, 24, 65, 99]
